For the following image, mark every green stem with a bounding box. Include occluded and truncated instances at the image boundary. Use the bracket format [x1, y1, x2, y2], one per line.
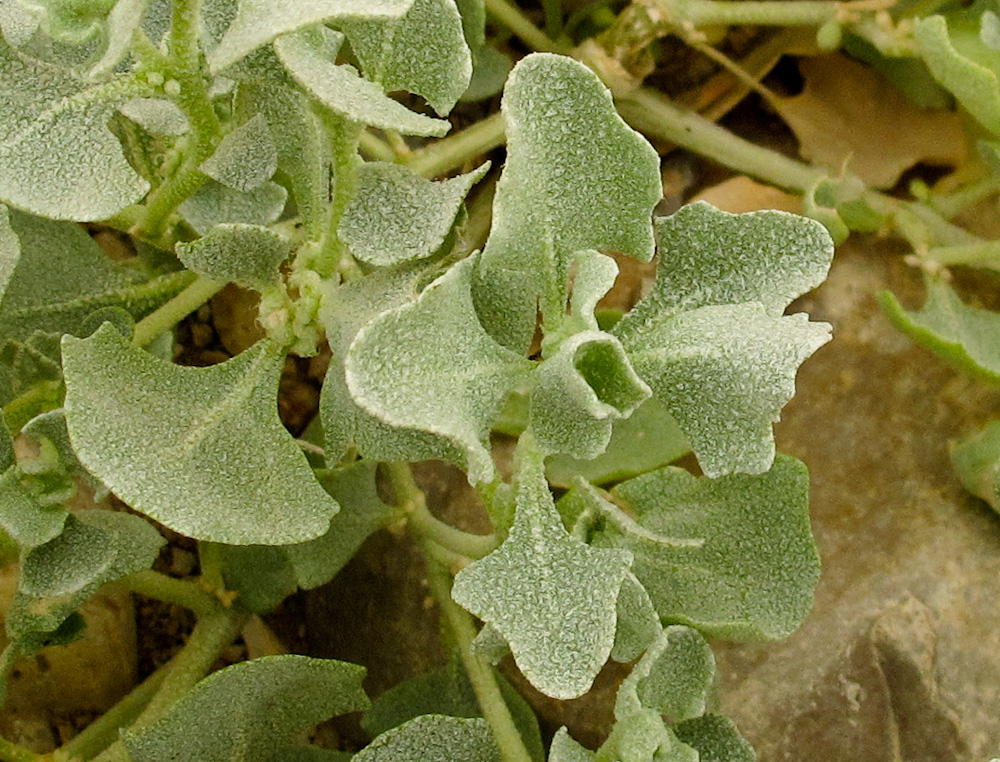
[426, 564, 533, 762]
[131, 274, 224, 347]
[672, 0, 837, 28]
[404, 113, 507, 178]
[927, 240, 1000, 268]
[358, 130, 397, 162]
[927, 176, 1000, 219]
[0, 737, 36, 762]
[316, 115, 363, 279]
[484, 0, 570, 53]
[616, 86, 828, 192]
[123, 570, 219, 618]
[197, 542, 226, 595]
[54, 666, 169, 762]
[2, 382, 63, 435]
[167, 0, 203, 75]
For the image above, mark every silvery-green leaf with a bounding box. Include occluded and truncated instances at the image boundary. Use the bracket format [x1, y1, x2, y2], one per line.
[176, 223, 289, 290]
[0, 468, 68, 547]
[549, 729, 595, 762]
[273, 26, 449, 136]
[615, 203, 833, 339]
[215, 543, 297, 614]
[200, 113, 277, 192]
[22, 408, 103, 493]
[452, 444, 633, 699]
[463, 44, 511, 102]
[0, 40, 148, 219]
[354, 716, 500, 762]
[568, 251, 619, 334]
[178, 179, 287, 235]
[0, 0, 40, 47]
[915, 13, 1000, 135]
[200, 0, 237, 52]
[595, 709, 672, 762]
[469, 623, 508, 664]
[62, 325, 339, 544]
[477, 53, 661, 351]
[599, 456, 819, 640]
[614, 626, 714, 723]
[622, 303, 830, 478]
[88, 0, 149, 79]
[345, 256, 532, 484]
[454, 0, 484, 50]
[880, 279, 1000, 384]
[124, 655, 369, 762]
[234, 78, 328, 236]
[340, 162, 488, 267]
[339, 0, 471, 115]
[546, 398, 689, 488]
[117, 97, 189, 136]
[950, 420, 1000, 511]
[208, 0, 414, 73]
[611, 572, 660, 663]
[0, 332, 62, 405]
[672, 715, 755, 762]
[7, 510, 164, 646]
[285, 461, 400, 589]
[531, 331, 650, 459]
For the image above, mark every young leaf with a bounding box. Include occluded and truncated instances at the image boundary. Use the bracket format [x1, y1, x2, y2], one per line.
[178, 179, 288, 235]
[87, 0, 149, 79]
[199, 113, 278, 192]
[531, 330, 650, 459]
[611, 572, 661, 663]
[62, 325, 339, 544]
[599, 455, 819, 640]
[338, 0, 472, 115]
[354, 715, 501, 762]
[340, 162, 488, 267]
[0, 468, 68, 547]
[345, 255, 533, 484]
[0, 40, 148, 220]
[123, 655, 369, 762]
[175, 223, 290, 290]
[614, 626, 715, 723]
[549, 728, 596, 762]
[950, 420, 1000, 511]
[594, 709, 674, 762]
[476, 53, 661, 351]
[273, 26, 450, 137]
[879, 280, 1000, 385]
[452, 442, 633, 699]
[208, 0, 414, 73]
[671, 715, 755, 762]
[118, 97, 189, 136]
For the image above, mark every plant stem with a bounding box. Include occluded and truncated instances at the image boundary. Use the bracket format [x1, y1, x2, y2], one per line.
[123, 569, 219, 618]
[404, 113, 507, 178]
[484, 0, 570, 53]
[315, 115, 362, 279]
[131, 274, 224, 347]
[0, 737, 36, 762]
[197, 542, 226, 595]
[54, 666, 169, 762]
[616, 86, 828, 192]
[426, 564, 533, 762]
[672, 0, 837, 28]
[358, 130, 397, 162]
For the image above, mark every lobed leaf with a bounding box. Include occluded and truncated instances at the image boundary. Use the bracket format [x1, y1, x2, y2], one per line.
[672, 715, 755, 762]
[345, 256, 532, 484]
[354, 715, 501, 762]
[62, 325, 339, 544]
[273, 26, 450, 136]
[452, 444, 633, 699]
[199, 113, 278, 192]
[178, 179, 287, 235]
[476, 53, 661, 351]
[124, 655, 369, 762]
[340, 162, 488, 267]
[0, 468, 68, 547]
[549, 729, 595, 762]
[339, 0, 472, 115]
[879, 280, 1000, 385]
[208, 0, 414, 73]
[593, 710, 678, 762]
[176, 223, 290, 290]
[598, 455, 819, 640]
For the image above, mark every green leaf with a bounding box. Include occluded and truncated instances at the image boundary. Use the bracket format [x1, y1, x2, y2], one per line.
[0, 468, 68, 547]
[879, 279, 1000, 384]
[549, 729, 595, 762]
[340, 162, 488, 267]
[87, 0, 150, 79]
[118, 97, 189, 136]
[354, 715, 501, 762]
[476, 53, 661, 351]
[62, 325, 339, 544]
[614, 626, 714, 723]
[595, 710, 672, 762]
[8, 510, 164, 646]
[452, 442, 633, 699]
[339, 0, 472, 115]
[179, 179, 288, 235]
[124, 655, 369, 762]
[345, 256, 533, 484]
[200, 113, 278, 192]
[463, 44, 512, 102]
[671, 715, 755, 762]
[209, 0, 414, 73]
[273, 26, 450, 136]
[598, 456, 819, 640]
[217, 543, 298, 614]
[546, 398, 690, 489]
[621, 303, 830, 477]
[0, 416, 12, 470]
[531, 331, 650, 459]
[176, 223, 290, 290]
[915, 11, 1000, 135]
[611, 572, 660, 663]
[0, 41, 148, 220]
[950, 419, 1000, 510]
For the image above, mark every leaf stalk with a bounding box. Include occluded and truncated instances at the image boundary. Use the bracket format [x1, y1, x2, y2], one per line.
[130, 274, 224, 347]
